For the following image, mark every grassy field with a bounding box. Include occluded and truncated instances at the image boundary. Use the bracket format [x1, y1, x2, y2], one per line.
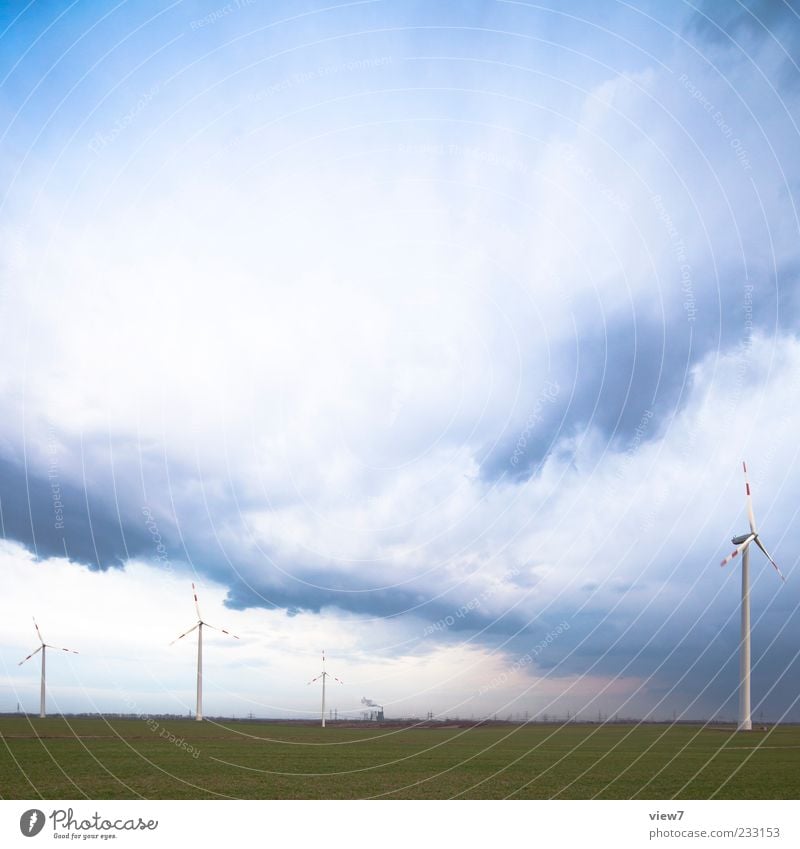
[1, 718, 798, 799]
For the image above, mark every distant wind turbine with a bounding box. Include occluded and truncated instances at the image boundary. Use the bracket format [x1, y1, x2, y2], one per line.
[170, 583, 239, 721]
[18, 617, 78, 718]
[720, 461, 785, 731]
[307, 651, 342, 727]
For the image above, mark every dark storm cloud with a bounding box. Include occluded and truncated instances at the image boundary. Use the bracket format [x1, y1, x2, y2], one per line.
[0, 437, 243, 576]
[0, 439, 467, 621]
[225, 569, 435, 618]
[478, 308, 694, 481]
[479, 244, 798, 482]
[0, 454, 152, 569]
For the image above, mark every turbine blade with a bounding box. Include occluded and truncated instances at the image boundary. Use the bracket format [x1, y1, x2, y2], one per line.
[192, 583, 202, 620]
[170, 623, 199, 645]
[720, 535, 754, 567]
[333, 676, 344, 685]
[18, 645, 42, 665]
[743, 461, 757, 534]
[307, 675, 321, 684]
[49, 646, 79, 655]
[204, 624, 240, 640]
[32, 617, 44, 645]
[754, 537, 786, 583]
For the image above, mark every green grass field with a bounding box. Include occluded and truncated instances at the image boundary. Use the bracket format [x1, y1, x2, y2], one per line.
[1, 718, 798, 799]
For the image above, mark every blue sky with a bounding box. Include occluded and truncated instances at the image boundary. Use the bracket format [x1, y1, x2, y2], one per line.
[1, 0, 799, 722]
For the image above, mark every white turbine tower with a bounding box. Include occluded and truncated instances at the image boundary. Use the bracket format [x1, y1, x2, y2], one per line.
[18, 618, 78, 718]
[307, 651, 342, 728]
[170, 583, 239, 721]
[720, 461, 785, 731]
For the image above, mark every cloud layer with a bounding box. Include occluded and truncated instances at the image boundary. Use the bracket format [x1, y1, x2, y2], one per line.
[1, 0, 799, 720]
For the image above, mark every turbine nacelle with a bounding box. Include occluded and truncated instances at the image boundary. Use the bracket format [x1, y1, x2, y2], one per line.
[732, 532, 755, 546]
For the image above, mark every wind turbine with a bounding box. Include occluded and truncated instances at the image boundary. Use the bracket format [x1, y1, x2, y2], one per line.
[720, 461, 785, 731]
[170, 583, 239, 721]
[18, 618, 78, 718]
[307, 651, 342, 727]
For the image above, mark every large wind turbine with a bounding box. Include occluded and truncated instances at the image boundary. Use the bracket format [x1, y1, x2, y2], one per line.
[18, 618, 78, 718]
[170, 583, 239, 721]
[720, 461, 785, 731]
[307, 651, 342, 727]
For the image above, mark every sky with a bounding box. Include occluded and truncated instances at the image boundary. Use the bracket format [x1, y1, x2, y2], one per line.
[0, 0, 799, 723]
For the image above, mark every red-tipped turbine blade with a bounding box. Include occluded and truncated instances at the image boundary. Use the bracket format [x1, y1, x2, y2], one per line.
[32, 617, 44, 646]
[754, 537, 786, 583]
[205, 624, 240, 640]
[170, 623, 199, 645]
[50, 646, 79, 655]
[721, 535, 754, 567]
[18, 645, 42, 666]
[191, 583, 202, 620]
[333, 677, 344, 685]
[308, 674, 321, 685]
[743, 461, 757, 533]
